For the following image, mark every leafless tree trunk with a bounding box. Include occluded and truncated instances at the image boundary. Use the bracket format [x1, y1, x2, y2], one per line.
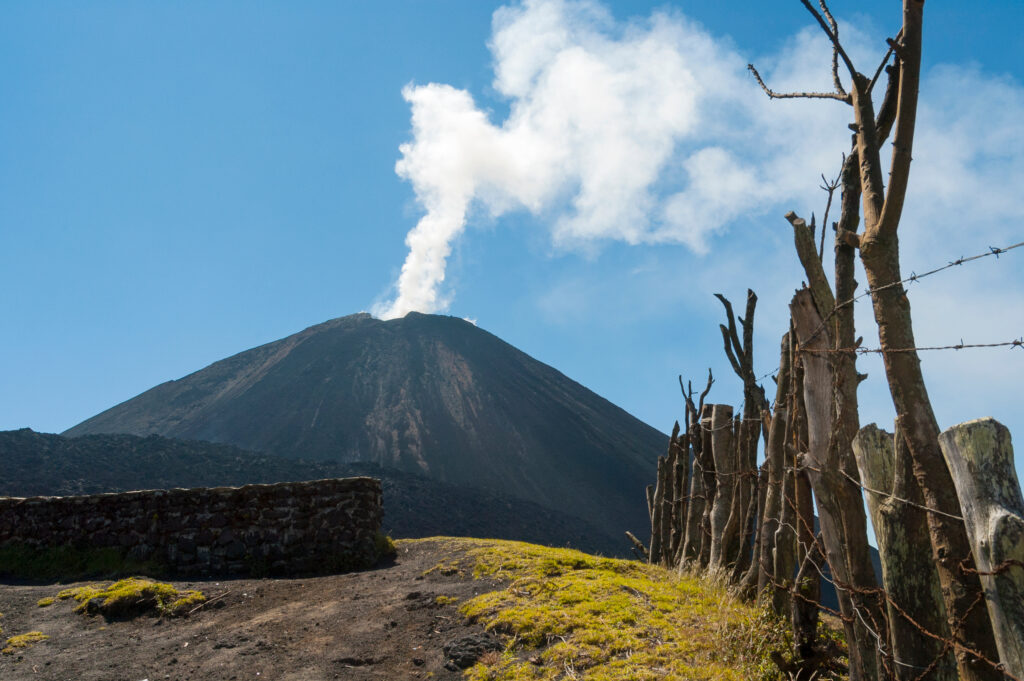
[738, 460, 768, 596]
[671, 424, 690, 564]
[649, 450, 668, 565]
[786, 344, 823, 672]
[751, 2, 1003, 673]
[849, 8, 1002, 676]
[791, 288, 883, 681]
[793, 475, 821, 671]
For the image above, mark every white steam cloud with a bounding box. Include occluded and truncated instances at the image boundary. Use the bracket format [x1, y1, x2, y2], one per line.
[372, 0, 873, 319]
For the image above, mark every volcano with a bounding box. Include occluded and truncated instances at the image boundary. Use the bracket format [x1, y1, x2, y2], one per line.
[65, 312, 666, 539]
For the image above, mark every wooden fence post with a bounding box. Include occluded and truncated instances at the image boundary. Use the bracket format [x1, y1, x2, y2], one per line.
[708, 404, 736, 570]
[698, 405, 715, 569]
[853, 423, 955, 680]
[939, 418, 1024, 678]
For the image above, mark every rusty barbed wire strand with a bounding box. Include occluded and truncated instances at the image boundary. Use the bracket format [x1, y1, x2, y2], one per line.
[682, 420, 1018, 679]
[753, 239, 1024, 383]
[655, 432, 1024, 675]
[772, 497, 1021, 681]
[800, 240, 1024, 351]
[798, 464, 965, 521]
[798, 338, 1023, 355]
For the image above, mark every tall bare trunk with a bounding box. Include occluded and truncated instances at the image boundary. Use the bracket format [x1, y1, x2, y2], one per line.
[845, 4, 1002, 675]
[672, 424, 690, 563]
[739, 459, 768, 595]
[791, 289, 882, 681]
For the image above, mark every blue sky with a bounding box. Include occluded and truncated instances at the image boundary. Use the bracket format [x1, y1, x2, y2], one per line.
[2, 1, 1022, 477]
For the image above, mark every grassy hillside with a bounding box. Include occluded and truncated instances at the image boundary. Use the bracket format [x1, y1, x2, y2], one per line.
[0, 537, 827, 680]
[407, 538, 804, 681]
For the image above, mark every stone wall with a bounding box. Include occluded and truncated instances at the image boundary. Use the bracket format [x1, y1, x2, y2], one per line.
[0, 477, 382, 576]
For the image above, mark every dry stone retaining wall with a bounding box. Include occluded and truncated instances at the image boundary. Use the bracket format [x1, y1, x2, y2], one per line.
[0, 477, 382, 576]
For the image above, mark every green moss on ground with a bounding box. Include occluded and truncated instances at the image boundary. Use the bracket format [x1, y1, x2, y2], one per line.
[375, 532, 397, 560]
[2, 631, 48, 655]
[402, 538, 790, 681]
[54, 577, 205, 617]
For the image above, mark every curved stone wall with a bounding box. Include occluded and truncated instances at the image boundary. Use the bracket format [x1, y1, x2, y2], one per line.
[0, 477, 382, 576]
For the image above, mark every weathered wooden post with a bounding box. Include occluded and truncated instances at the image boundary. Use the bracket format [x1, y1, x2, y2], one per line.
[853, 422, 955, 681]
[708, 403, 736, 570]
[738, 459, 768, 594]
[682, 449, 706, 564]
[682, 371, 714, 566]
[791, 287, 884, 680]
[671, 427, 690, 564]
[698, 404, 715, 569]
[649, 450, 669, 565]
[658, 423, 681, 565]
[723, 414, 747, 571]
[939, 418, 1024, 679]
[714, 291, 768, 583]
[756, 331, 793, 604]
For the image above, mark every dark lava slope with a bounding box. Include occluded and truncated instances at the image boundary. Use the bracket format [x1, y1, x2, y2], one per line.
[64, 313, 666, 538]
[0, 429, 624, 556]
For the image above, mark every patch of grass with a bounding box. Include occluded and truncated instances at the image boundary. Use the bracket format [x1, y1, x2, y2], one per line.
[2, 631, 48, 655]
[57, 583, 105, 607]
[36, 597, 55, 607]
[0, 544, 163, 581]
[414, 539, 789, 681]
[422, 559, 464, 578]
[53, 578, 205, 617]
[375, 532, 397, 561]
[435, 595, 459, 606]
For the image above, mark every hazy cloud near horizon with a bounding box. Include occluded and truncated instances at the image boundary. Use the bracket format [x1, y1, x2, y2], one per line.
[373, 0, 1024, 323]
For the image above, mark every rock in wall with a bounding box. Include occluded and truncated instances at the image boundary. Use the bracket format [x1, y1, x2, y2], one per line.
[0, 477, 382, 576]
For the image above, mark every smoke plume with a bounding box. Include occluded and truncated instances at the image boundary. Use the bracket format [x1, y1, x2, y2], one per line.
[373, 0, 849, 319]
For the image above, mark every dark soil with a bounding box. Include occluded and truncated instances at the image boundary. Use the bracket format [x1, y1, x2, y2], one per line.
[0, 539, 501, 680]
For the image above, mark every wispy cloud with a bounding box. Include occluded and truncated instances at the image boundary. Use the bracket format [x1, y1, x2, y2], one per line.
[374, 0, 810, 318]
[374, 0, 1024, 348]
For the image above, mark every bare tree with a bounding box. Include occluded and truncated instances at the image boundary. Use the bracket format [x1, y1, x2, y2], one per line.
[750, 1, 1001, 678]
[714, 290, 769, 584]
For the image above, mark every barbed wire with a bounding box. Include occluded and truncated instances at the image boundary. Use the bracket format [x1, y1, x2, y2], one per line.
[664, 239, 1024, 677]
[751, 238, 1023, 384]
[663, 405, 1019, 680]
[849, 241, 1023, 308]
[798, 338, 1023, 356]
[800, 239, 1023, 351]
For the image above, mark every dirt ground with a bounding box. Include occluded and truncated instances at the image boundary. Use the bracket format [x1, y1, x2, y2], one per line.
[0, 539, 503, 681]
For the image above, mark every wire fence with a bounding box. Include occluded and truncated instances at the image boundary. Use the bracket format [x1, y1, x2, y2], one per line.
[646, 236, 1024, 680]
[754, 238, 1024, 383]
